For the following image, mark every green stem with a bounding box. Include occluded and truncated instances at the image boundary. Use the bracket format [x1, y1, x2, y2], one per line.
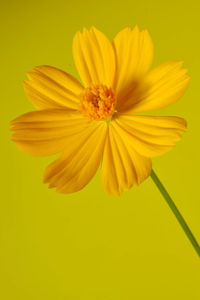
[150, 169, 200, 257]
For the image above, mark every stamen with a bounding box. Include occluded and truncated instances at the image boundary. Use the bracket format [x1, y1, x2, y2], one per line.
[81, 85, 116, 121]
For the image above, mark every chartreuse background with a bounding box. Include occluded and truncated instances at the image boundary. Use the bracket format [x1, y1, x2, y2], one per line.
[1, 0, 200, 299]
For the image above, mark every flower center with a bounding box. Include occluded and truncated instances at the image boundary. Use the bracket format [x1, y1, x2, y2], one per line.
[81, 85, 116, 121]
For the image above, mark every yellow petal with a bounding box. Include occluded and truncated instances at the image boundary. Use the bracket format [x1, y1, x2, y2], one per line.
[114, 114, 187, 157]
[44, 121, 107, 193]
[101, 124, 152, 196]
[113, 26, 154, 106]
[73, 27, 116, 88]
[24, 65, 83, 110]
[119, 61, 189, 113]
[11, 109, 91, 156]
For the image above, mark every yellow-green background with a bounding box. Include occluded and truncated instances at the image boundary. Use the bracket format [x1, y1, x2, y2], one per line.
[1, 0, 200, 299]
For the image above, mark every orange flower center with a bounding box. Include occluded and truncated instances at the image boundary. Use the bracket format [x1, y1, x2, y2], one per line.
[81, 85, 116, 121]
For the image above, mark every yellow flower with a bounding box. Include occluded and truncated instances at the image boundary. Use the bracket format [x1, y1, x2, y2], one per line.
[11, 26, 189, 195]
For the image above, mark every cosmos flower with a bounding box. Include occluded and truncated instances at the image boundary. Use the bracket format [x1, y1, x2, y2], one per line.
[11, 26, 189, 195]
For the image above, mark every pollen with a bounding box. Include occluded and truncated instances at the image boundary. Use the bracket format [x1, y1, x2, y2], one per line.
[81, 85, 116, 121]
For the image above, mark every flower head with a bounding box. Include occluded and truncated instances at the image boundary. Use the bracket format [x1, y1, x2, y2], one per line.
[11, 26, 189, 195]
